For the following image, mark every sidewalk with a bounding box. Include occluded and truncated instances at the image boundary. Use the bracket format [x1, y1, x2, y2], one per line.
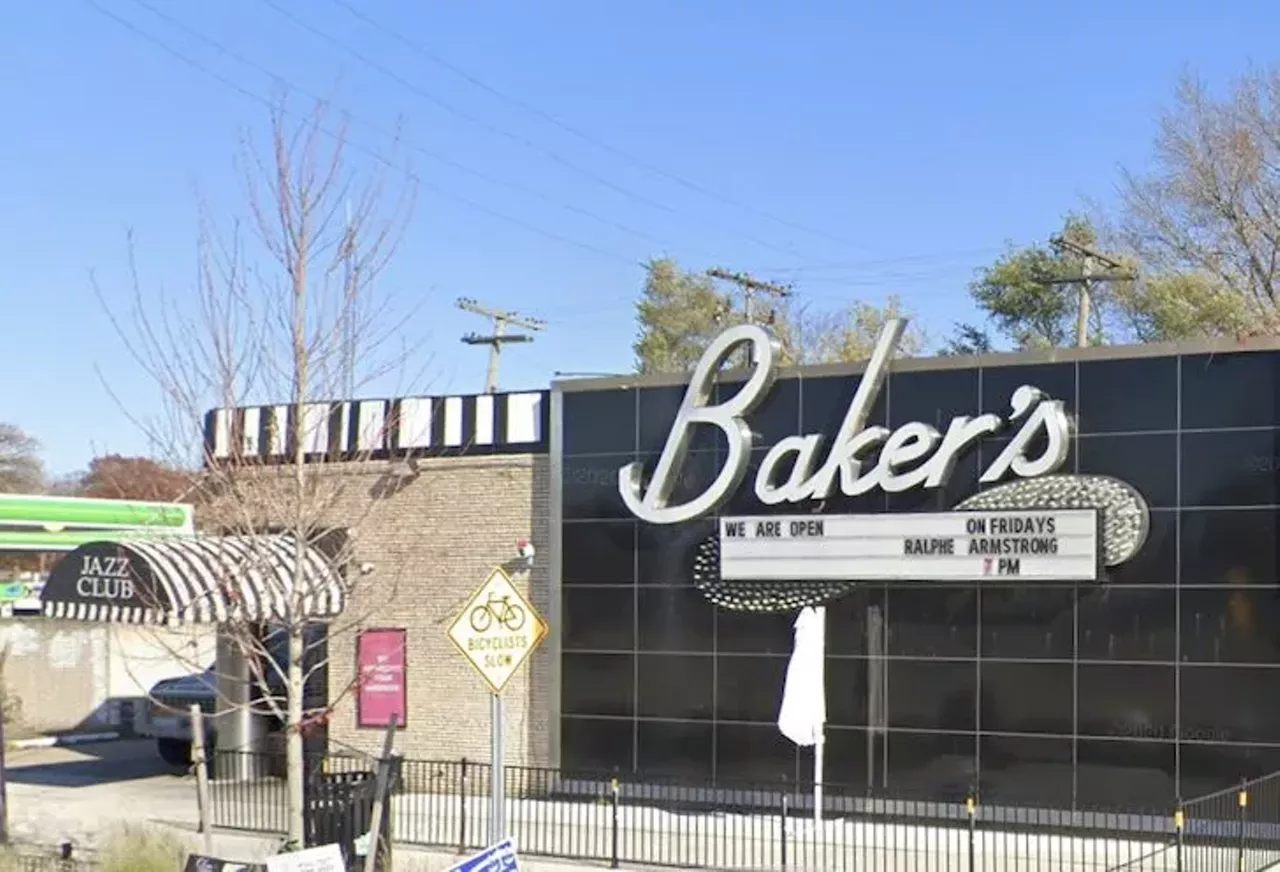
[5, 742, 634, 871]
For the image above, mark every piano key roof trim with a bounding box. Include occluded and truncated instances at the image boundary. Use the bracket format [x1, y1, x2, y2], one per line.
[203, 391, 549, 464]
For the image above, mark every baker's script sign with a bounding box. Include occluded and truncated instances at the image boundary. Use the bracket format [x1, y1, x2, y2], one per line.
[620, 319, 1072, 525]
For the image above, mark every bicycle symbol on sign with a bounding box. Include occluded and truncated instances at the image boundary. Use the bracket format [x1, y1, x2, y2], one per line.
[469, 593, 527, 633]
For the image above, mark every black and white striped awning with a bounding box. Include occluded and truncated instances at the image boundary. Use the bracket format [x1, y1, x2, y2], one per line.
[41, 535, 346, 625]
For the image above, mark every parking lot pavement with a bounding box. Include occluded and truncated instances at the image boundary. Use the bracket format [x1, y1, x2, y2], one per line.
[5, 739, 199, 848]
[7, 738, 177, 784]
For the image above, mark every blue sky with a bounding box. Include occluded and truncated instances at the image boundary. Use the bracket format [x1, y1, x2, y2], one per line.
[2, 0, 1274, 476]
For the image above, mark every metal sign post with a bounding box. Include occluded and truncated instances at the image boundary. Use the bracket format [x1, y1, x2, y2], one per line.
[361, 714, 400, 872]
[490, 693, 505, 844]
[447, 565, 548, 849]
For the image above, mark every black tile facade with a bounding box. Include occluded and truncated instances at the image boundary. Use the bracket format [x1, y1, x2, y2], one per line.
[557, 350, 1280, 810]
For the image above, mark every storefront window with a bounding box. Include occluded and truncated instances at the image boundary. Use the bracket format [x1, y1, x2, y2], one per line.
[636, 587, 713, 652]
[636, 654, 713, 720]
[717, 377, 801, 449]
[562, 389, 636, 455]
[1181, 509, 1276, 584]
[1106, 510, 1177, 585]
[562, 455, 634, 520]
[980, 362, 1075, 420]
[715, 721, 798, 784]
[1078, 356, 1177, 434]
[1181, 351, 1280, 430]
[1077, 587, 1177, 660]
[560, 716, 632, 773]
[888, 368, 980, 429]
[799, 373, 887, 439]
[1078, 433, 1178, 507]
[560, 653, 633, 718]
[637, 720, 713, 778]
[638, 385, 715, 454]
[561, 520, 635, 585]
[562, 587, 634, 650]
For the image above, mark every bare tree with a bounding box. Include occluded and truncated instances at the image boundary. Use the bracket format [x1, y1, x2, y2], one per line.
[95, 96, 419, 847]
[1118, 69, 1280, 331]
[0, 425, 43, 494]
[63, 454, 196, 502]
[777, 295, 926, 365]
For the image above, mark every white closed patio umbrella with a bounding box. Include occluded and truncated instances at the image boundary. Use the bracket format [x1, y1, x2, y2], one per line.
[777, 605, 827, 822]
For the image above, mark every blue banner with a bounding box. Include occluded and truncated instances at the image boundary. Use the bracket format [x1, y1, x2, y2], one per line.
[446, 839, 520, 872]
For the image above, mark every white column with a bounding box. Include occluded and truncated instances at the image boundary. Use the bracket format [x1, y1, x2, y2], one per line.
[214, 628, 267, 781]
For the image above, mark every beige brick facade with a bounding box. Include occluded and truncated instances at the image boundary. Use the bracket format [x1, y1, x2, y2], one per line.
[212, 453, 554, 769]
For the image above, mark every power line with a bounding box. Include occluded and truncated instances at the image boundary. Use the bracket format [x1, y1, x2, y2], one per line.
[456, 298, 546, 393]
[254, 0, 807, 260]
[754, 247, 1003, 274]
[80, 0, 1025, 324]
[122, 0, 723, 263]
[85, 0, 644, 267]
[91, 0, 1019, 315]
[322, 0, 871, 255]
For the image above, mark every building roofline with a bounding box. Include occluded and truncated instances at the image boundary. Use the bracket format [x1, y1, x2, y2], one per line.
[552, 331, 1280, 393]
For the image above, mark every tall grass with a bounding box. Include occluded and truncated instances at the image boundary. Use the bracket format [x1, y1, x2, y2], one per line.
[0, 642, 24, 739]
[97, 825, 187, 872]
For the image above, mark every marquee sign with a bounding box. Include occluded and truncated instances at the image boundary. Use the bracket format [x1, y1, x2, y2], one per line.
[619, 319, 1071, 526]
[693, 473, 1149, 613]
[718, 510, 1101, 582]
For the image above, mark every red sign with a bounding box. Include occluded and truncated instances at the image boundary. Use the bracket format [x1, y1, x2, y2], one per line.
[356, 628, 407, 729]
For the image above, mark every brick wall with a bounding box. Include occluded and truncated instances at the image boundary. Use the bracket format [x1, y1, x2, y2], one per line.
[208, 453, 553, 768]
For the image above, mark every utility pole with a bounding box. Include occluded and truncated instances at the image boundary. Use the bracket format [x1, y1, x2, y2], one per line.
[456, 297, 546, 393]
[1049, 236, 1136, 348]
[706, 268, 792, 364]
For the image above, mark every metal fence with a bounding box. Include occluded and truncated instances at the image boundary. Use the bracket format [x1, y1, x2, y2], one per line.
[0, 848, 95, 872]
[208, 751, 1280, 872]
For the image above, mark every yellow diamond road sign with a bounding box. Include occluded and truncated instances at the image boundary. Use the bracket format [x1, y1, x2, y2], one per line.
[447, 566, 548, 694]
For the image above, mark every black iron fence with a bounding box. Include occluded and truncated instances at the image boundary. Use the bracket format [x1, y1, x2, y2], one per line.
[1175, 770, 1280, 872]
[208, 750, 1280, 872]
[0, 846, 95, 872]
[7, 861, 90, 872]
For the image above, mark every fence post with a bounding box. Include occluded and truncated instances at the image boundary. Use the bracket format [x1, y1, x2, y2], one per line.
[190, 704, 213, 857]
[457, 757, 468, 855]
[610, 775, 620, 870]
[966, 794, 976, 872]
[1174, 803, 1185, 872]
[1238, 780, 1249, 872]
[779, 784, 789, 872]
